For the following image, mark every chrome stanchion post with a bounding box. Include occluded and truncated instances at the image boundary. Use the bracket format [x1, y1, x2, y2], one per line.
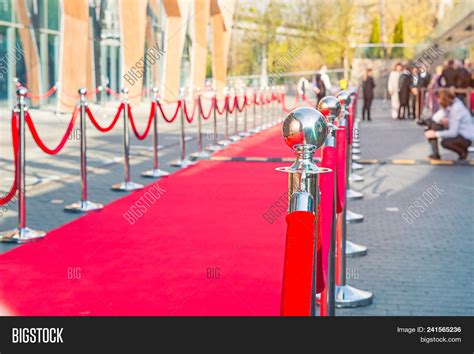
[111, 88, 144, 191]
[260, 87, 265, 129]
[142, 87, 169, 177]
[65, 88, 104, 212]
[317, 96, 342, 315]
[240, 87, 251, 138]
[230, 87, 241, 142]
[252, 88, 259, 133]
[337, 92, 366, 258]
[218, 87, 232, 147]
[271, 86, 277, 125]
[277, 107, 331, 316]
[332, 93, 372, 308]
[206, 89, 222, 152]
[171, 88, 196, 167]
[191, 88, 211, 159]
[1, 87, 46, 243]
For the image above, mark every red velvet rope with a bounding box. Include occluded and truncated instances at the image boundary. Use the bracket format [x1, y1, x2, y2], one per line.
[104, 87, 121, 98]
[282, 93, 299, 113]
[157, 100, 181, 123]
[236, 96, 246, 112]
[227, 96, 238, 114]
[26, 107, 79, 155]
[348, 102, 354, 145]
[128, 102, 156, 140]
[215, 97, 228, 115]
[183, 99, 197, 123]
[319, 145, 336, 290]
[86, 103, 124, 133]
[15, 81, 57, 100]
[336, 127, 347, 213]
[199, 97, 214, 120]
[280, 211, 316, 316]
[302, 94, 317, 107]
[253, 93, 261, 106]
[0, 113, 19, 206]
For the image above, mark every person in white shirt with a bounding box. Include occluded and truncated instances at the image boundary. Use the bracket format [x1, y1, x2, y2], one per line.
[320, 65, 332, 94]
[425, 90, 474, 160]
[388, 63, 402, 119]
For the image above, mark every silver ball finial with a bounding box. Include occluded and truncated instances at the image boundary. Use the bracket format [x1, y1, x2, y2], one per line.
[318, 96, 341, 124]
[282, 107, 328, 150]
[337, 90, 351, 107]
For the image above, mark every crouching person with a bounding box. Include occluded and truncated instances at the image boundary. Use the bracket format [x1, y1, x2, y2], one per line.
[424, 90, 473, 160]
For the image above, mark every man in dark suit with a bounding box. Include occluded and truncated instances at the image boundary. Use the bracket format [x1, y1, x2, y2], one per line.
[441, 60, 459, 87]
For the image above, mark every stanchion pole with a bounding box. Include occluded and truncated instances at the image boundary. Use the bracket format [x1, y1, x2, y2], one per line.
[230, 87, 241, 142]
[252, 88, 259, 133]
[240, 87, 251, 138]
[206, 89, 222, 152]
[277, 107, 331, 316]
[218, 87, 232, 147]
[317, 96, 342, 316]
[334, 91, 373, 308]
[0, 87, 46, 243]
[142, 87, 170, 177]
[260, 88, 265, 129]
[338, 92, 367, 256]
[190, 88, 212, 159]
[111, 88, 144, 191]
[171, 88, 196, 168]
[65, 88, 104, 212]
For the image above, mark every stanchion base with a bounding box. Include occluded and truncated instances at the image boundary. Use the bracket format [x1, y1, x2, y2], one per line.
[217, 140, 232, 147]
[141, 169, 170, 178]
[64, 200, 104, 213]
[346, 240, 367, 257]
[350, 173, 364, 182]
[346, 209, 364, 223]
[352, 162, 364, 171]
[111, 181, 144, 192]
[335, 284, 373, 308]
[347, 188, 364, 200]
[352, 148, 361, 154]
[206, 144, 223, 152]
[170, 159, 196, 168]
[239, 131, 251, 138]
[189, 150, 211, 160]
[352, 154, 361, 161]
[0, 227, 46, 243]
[229, 135, 241, 142]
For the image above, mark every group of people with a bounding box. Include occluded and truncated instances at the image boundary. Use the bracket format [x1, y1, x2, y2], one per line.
[384, 59, 473, 160]
[387, 59, 473, 121]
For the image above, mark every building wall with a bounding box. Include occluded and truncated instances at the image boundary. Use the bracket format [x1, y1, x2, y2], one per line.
[0, 0, 235, 108]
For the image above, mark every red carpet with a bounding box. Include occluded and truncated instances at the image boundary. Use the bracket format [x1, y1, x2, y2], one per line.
[213, 124, 294, 158]
[0, 161, 290, 316]
[213, 124, 322, 160]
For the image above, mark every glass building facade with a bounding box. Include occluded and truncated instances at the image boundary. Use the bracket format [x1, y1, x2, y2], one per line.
[0, 0, 194, 105]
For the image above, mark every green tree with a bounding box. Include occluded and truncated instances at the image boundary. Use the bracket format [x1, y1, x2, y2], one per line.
[367, 16, 382, 59]
[391, 16, 404, 58]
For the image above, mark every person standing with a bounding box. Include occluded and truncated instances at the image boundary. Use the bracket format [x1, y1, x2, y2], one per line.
[362, 68, 375, 121]
[320, 65, 332, 94]
[398, 65, 411, 119]
[388, 63, 402, 119]
[440, 59, 459, 87]
[410, 65, 420, 119]
[312, 73, 326, 102]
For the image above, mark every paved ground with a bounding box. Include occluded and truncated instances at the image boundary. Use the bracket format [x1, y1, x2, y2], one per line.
[0, 97, 472, 316]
